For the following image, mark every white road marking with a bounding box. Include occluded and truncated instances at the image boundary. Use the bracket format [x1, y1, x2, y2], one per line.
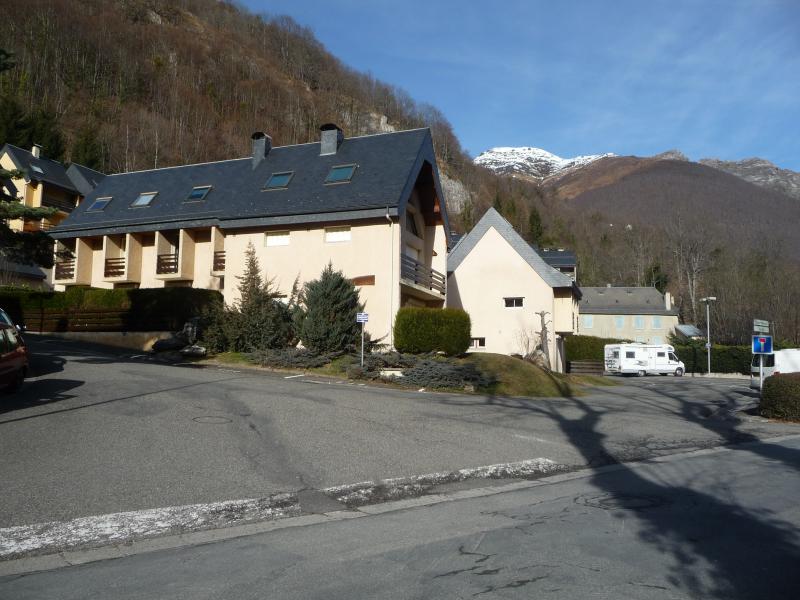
[284, 374, 305, 379]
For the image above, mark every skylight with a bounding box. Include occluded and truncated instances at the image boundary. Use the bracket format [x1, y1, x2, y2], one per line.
[30, 165, 44, 175]
[325, 164, 356, 184]
[264, 172, 293, 190]
[131, 192, 158, 208]
[87, 197, 112, 212]
[186, 185, 212, 202]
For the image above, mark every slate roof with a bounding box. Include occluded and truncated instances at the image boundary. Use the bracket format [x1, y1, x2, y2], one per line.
[675, 324, 703, 338]
[66, 163, 106, 196]
[538, 248, 576, 268]
[1, 143, 79, 193]
[580, 286, 678, 316]
[447, 207, 574, 288]
[50, 128, 445, 239]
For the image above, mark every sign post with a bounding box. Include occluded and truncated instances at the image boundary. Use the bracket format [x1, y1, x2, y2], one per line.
[356, 312, 369, 367]
[753, 319, 770, 334]
[751, 334, 773, 391]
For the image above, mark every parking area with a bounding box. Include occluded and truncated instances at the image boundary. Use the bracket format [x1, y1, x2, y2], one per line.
[1, 335, 796, 529]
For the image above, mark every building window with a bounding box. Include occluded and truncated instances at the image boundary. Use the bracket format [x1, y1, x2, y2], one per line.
[582, 315, 594, 329]
[87, 197, 112, 211]
[264, 172, 293, 190]
[265, 231, 290, 247]
[652, 316, 662, 329]
[471, 337, 486, 348]
[614, 316, 625, 329]
[325, 226, 351, 243]
[634, 316, 645, 329]
[504, 297, 523, 308]
[131, 192, 157, 208]
[325, 164, 357, 184]
[186, 186, 212, 202]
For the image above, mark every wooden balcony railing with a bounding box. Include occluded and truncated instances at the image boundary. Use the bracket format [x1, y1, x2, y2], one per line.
[42, 195, 76, 213]
[400, 255, 446, 296]
[213, 250, 225, 272]
[104, 257, 126, 278]
[54, 260, 76, 280]
[156, 253, 179, 274]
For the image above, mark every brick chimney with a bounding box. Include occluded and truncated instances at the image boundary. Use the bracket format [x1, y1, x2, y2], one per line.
[251, 131, 271, 169]
[320, 123, 344, 156]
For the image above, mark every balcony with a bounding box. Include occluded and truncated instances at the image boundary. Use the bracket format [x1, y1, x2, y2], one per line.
[104, 257, 126, 278]
[400, 255, 446, 298]
[54, 259, 76, 281]
[213, 250, 225, 273]
[156, 253, 179, 275]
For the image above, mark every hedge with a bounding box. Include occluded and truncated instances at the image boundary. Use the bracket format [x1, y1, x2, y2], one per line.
[564, 334, 751, 374]
[761, 373, 800, 420]
[0, 287, 222, 331]
[394, 307, 471, 356]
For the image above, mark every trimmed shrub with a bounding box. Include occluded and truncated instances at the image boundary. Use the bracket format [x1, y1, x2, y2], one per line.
[761, 373, 800, 421]
[299, 263, 362, 353]
[564, 335, 629, 361]
[394, 307, 471, 356]
[673, 343, 751, 374]
[400, 359, 494, 390]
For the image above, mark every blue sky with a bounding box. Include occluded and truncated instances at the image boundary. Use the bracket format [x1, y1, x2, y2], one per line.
[245, 1, 800, 169]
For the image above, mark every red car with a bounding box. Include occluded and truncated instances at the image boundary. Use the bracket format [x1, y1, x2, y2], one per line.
[0, 323, 28, 391]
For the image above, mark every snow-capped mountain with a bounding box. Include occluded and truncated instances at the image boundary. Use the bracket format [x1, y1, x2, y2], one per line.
[699, 157, 800, 202]
[474, 146, 615, 179]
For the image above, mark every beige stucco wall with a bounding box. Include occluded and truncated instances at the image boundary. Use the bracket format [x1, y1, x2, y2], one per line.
[579, 313, 679, 344]
[222, 219, 402, 345]
[447, 226, 573, 369]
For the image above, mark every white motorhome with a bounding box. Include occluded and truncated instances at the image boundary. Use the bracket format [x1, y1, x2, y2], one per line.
[750, 349, 800, 390]
[604, 343, 685, 376]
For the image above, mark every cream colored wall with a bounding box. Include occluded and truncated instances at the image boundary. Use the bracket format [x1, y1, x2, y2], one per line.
[1, 153, 25, 232]
[579, 313, 679, 344]
[139, 236, 162, 288]
[553, 289, 577, 334]
[193, 236, 219, 290]
[90, 243, 113, 289]
[223, 219, 400, 343]
[447, 226, 559, 361]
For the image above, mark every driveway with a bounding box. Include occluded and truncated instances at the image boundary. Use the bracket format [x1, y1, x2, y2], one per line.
[1, 335, 796, 530]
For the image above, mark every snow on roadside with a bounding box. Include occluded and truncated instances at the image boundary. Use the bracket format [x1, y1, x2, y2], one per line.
[0, 493, 299, 560]
[324, 458, 566, 507]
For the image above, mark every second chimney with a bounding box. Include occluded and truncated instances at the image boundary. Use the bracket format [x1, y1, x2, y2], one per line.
[665, 291, 672, 311]
[31, 144, 42, 158]
[319, 123, 344, 155]
[251, 131, 272, 169]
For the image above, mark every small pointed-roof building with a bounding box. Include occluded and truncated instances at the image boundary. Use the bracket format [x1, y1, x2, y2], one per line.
[447, 208, 580, 372]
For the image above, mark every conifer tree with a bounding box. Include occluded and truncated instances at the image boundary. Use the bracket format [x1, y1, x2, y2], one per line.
[528, 206, 544, 245]
[299, 263, 363, 353]
[71, 126, 104, 170]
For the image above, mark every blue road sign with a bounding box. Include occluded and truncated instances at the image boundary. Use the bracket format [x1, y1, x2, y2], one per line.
[356, 312, 369, 323]
[752, 335, 773, 354]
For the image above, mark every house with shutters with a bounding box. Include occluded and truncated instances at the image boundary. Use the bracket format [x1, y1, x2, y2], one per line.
[446, 208, 580, 372]
[578, 286, 679, 344]
[48, 125, 449, 346]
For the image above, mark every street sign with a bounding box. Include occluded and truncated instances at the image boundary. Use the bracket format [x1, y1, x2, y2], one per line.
[753, 319, 769, 333]
[751, 335, 773, 354]
[356, 312, 369, 323]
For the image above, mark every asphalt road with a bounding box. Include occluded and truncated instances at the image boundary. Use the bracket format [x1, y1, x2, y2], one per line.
[3, 436, 799, 599]
[1, 335, 796, 529]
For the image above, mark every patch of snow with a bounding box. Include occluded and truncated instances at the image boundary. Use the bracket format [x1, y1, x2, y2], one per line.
[474, 146, 615, 179]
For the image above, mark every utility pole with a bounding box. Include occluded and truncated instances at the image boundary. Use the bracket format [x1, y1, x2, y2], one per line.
[700, 297, 717, 375]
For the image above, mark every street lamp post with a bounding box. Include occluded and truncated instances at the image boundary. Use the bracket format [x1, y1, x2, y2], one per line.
[700, 296, 717, 375]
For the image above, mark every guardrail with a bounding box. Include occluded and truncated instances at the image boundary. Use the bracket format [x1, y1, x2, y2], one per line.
[400, 255, 446, 295]
[157, 253, 179, 274]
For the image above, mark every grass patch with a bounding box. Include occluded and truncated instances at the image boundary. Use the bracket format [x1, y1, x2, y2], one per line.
[464, 353, 615, 397]
[213, 352, 252, 365]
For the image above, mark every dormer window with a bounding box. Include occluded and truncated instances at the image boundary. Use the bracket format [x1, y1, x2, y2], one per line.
[324, 164, 356, 184]
[264, 172, 293, 190]
[186, 185, 212, 202]
[87, 197, 112, 212]
[131, 192, 157, 208]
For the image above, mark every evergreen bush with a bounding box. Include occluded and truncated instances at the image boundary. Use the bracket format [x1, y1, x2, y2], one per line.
[399, 359, 494, 390]
[299, 263, 362, 353]
[393, 307, 471, 356]
[761, 373, 800, 421]
[565, 335, 630, 361]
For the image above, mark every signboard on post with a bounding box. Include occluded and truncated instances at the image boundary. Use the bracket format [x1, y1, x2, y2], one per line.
[357, 313, 369, 366]
[752, 335, 773, 355]
[753, 319, 770, 334]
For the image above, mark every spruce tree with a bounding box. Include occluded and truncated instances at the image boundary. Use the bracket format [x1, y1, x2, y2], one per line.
[71, 126, 104, 170]
[528, 206, 544, 245]
[299, 263, 363, 353]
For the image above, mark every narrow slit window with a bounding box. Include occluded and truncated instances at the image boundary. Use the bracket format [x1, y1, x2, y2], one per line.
[264, 172, 293, 190]
[131, 192, 158, 208]
[186, 186, 212, 202]
[87, 197, 112, 212]
[504, 297, 524, 308]
[324, 164, 356, 184]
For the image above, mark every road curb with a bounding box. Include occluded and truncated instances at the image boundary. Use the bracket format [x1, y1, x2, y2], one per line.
[2, 433, 799, 577]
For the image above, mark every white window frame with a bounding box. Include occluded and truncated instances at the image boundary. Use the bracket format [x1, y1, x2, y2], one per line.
[265, 231, 290, 247]
[614, 316, 625, 329]
[634, 316, 645, 330]
[504, 297, 524, 308]
[470, 337, 486, 349]
[582, 315, 594, 329]
[325, 226, 351, 243]
[652, 316, 662, 329]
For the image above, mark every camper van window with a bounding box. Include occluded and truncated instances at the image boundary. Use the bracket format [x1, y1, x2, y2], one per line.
[625, 351, 635, 359]
[670, 353, 679, 362]
[612, 351, 619, 358]
[657, 352, 665, 358]
[751, 354, 775, 368]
